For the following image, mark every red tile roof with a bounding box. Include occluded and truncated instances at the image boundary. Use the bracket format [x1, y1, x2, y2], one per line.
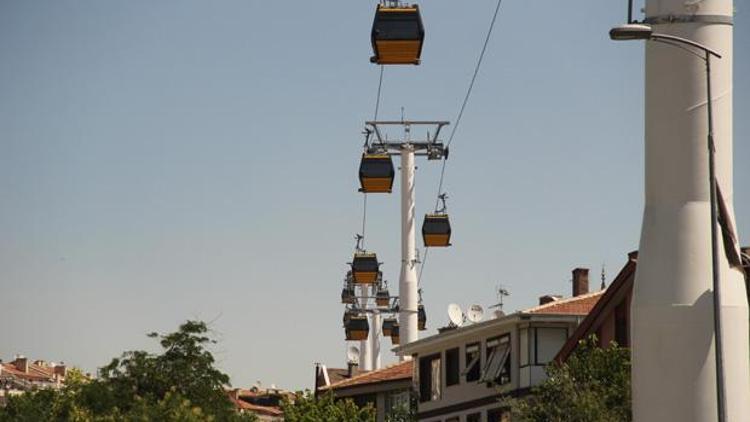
[522, 290, 604, 315]
[323, 360, 412, 391]
[1, 363, 55, 382]
[229, 396, 283, 417]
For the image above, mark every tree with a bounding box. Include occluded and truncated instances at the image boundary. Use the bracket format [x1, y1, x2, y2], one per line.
[384, 392, 417, 422]
[280, 390, 375, 422]
[504, 335, 631, 422]
[0, 320, 257, 422]
[384, 401, 417, 422]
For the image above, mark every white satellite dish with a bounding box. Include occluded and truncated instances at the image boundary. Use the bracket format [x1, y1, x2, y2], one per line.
[347, 346, 360, 363]
[467, 304, 484, 323]
[447, 303, 464, 327]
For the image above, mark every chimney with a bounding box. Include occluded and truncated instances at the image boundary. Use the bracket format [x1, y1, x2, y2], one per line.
[539, 295, 562, 306]
[14, 355, 28, 373]
[53, 362, 67, 378]
[572, 268, 589, 297]
[347, 361, 358, 378]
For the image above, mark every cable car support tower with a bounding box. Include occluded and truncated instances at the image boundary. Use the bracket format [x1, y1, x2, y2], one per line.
[365, 120, 448, 355]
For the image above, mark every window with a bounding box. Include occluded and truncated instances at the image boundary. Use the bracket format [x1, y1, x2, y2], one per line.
[385, 390, 411, 418]
[419, 354, 441, 402]
[445, 348, 459, 386]
[351, 393, 377, 410]
[445, 418, 459, 422]
[464, 343, 481, 382]
[480, 335, 511, 385]
[487, 408, 511, 422]
[535, 327, 568, 364]
[520, 328, 529, 366]
[467, 413, 481, 422]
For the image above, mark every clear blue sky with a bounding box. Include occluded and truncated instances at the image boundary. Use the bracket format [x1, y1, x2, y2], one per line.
[1, 1, 748, 390]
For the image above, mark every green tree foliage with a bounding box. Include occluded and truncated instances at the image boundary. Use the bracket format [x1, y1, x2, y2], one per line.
[0, 320, 257, 422]
[504, 335, 631, 422]
[280, 390, 375, 422]
[384, 402, 417, 422]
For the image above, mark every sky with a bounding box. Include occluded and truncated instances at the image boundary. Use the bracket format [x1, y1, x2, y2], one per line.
[1, 1, 748, 391]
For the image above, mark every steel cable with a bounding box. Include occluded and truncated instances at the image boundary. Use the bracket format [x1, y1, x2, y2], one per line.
[421, 0, 503, 284]
[360, 66, 385, 249]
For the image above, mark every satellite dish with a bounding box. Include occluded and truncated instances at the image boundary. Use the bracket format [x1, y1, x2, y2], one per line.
[467, 304, 484, 323]
[347, 346, 360, 363]
[447, 303, 464, 327]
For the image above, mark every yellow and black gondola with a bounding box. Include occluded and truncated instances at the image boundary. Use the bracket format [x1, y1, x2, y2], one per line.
[344, 313, 370, 341]
[359, 153, 395, 193]
[376, 287, 390, 307]
[418, 304, 427, 331]
[382, 317, 397, 336]
[370, 4, 425, 65]
[422, 213, 452, 247]
[351, 252, 380, 284]
[390, 323, 400, 344]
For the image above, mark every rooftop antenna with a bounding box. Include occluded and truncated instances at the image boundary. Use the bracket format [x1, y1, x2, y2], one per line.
[347, 346, 360, 364]
[466, 304, 484, 323]
[447, 303, 464, 327]
[489, 285, 510, 316]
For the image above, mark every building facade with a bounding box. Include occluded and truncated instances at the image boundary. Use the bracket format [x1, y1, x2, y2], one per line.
[0, 356, 68, 406]
[319, 361, 413, 422]
[396, 269, 601, 421]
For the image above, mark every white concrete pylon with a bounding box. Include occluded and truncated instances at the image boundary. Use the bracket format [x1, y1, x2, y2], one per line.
[359, 284, 372, 371]
[399, 145, 419, 353]
[632, 0, 750, 420]
[371, 304, 382, 370]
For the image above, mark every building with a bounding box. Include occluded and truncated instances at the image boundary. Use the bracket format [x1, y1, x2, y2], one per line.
[395, 268, 602, 421]
[227, 385, 289, 421]
[556, 252, 637, 362]
[315, 363, 364, 390]
[0, 356, 68, 405]
[318, 361, 413, 421]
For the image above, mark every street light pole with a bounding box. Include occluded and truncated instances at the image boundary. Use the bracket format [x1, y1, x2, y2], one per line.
[704, 49, 727, 422]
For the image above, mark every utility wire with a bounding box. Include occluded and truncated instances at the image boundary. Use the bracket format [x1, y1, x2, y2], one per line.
[361, 194, 368, 249]
[374, 65, 384, 121]
[360, 66, 385, 250]
[421, 0, 503, 284]
[433, 0, 503, 211]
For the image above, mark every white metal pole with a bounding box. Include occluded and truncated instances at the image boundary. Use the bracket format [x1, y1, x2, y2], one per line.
[359, 284, 372, 371]
[632, 0, 750, 420]
[371, 303, 382, 370]
[399, 145, 419, 352]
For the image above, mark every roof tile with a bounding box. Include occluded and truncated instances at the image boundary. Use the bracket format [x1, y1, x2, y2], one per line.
[522, 290, 604, 315]
[324, 361, 412, 390]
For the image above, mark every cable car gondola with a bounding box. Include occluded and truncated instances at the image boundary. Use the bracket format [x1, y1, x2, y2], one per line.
[341, 284, 356, 304]
[359, 153, 395, 193]
[351, 252, 380, 284]
[390, 323, 400, 344]
[382, 317, 397, 336]
[344, 312, 370, 341]
[376, 286, 390, 307]
[422, 213, 452, 247]
[418, 304, 427, 331]
[370, 3, 425, 65]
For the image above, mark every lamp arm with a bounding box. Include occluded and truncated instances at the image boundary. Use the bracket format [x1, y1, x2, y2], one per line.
[650, 33, 722, 58]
